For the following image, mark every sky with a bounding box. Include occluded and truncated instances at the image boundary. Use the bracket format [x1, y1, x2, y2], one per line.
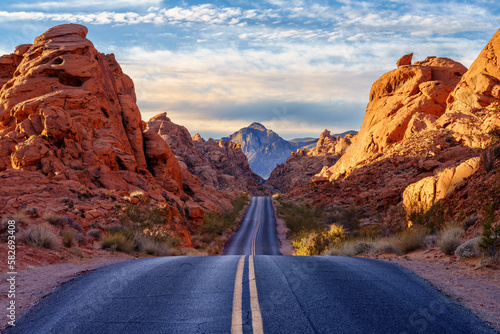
[0, 1, 499, 140]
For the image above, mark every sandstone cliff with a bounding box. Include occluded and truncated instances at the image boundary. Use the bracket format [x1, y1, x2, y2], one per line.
[286, 30, 500, 227]
[265, 130, 354, 192]
[146, 112, 267, 194]
[0, 24, 232, 247]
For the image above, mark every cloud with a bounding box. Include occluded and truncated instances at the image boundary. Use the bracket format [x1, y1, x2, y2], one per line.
[11, 0, 162, 10]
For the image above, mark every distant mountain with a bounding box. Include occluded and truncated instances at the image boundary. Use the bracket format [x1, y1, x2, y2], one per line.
[289, 137, 318, 150]
[224, 123, 306, 179]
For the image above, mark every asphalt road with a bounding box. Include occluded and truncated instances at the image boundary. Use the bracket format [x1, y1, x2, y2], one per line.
[224, 196, 281, 255]
[5, 197, 497, 334]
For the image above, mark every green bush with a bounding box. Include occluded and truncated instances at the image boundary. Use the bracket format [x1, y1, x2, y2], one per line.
[478, 203, 500, 259]
[19, 224, 61, 249]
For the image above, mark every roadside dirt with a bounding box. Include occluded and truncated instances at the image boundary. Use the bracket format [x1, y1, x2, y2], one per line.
[367, 248, 500, 332]
[276, 217, 294, 255]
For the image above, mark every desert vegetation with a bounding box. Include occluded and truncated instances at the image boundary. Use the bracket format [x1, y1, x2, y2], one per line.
[191, 194, 250, 254]
[277, 193, 500, 262]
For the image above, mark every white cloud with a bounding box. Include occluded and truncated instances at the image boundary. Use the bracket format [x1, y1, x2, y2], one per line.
[11, 0, 162, 10]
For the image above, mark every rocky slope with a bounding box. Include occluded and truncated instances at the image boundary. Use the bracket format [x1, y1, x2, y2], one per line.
[223, 122, 311, 179]
[285, 29, 500, 227]
[0, 24, 232, 247]
[146, 113, 267, 195]
[265, 130, 354, 192]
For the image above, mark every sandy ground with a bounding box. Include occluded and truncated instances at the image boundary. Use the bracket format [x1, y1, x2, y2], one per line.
[368, 249, 500, 332]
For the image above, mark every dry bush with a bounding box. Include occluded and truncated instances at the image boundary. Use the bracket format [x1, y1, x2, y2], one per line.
[86, 228, 102, 240]
[101, 233, 134, 253]
[392, 226, 429, 254]
[438, 225, 464, 255]
[19, 224, 61, 249]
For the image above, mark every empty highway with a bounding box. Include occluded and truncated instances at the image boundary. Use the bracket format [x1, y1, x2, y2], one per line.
[5, 197, 496, 334]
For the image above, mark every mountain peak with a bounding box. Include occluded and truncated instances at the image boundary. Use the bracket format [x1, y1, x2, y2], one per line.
[248, 122, 267, 131]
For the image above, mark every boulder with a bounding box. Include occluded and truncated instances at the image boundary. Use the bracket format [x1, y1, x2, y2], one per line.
[403, 157, 480, 213]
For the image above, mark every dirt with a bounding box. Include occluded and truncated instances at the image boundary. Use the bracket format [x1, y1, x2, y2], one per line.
[367, 248, 500, 332]
[276, 217, 294, 256]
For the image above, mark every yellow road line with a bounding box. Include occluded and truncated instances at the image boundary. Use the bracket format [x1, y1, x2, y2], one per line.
[251, 197, 263, 255]
[231, 255, 245, 334]
[249, 255, 264, 334]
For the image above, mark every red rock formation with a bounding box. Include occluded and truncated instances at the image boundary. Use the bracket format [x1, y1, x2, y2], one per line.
[146, 113, 267, 195]
[319, 56, 467, 181]
[266, 130, 354, 192]
[437, 28, 500, 148]
[0, 24, 231, 247]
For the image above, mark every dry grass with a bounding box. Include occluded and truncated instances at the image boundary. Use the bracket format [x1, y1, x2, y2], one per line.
[438, 225, 464, 255]
[19, 224, 61, 249]
[392, 226, 428, 254]
[101, 233, 134, 253]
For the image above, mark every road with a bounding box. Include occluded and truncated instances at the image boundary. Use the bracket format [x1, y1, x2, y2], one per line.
[224, 196, 281, 255]
[5, 197, 497, 334]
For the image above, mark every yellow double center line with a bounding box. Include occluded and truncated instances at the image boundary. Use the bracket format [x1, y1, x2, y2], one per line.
[231, 255, 264, 334]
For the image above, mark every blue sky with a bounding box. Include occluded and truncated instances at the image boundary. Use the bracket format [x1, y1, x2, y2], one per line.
[0, 1, 499, 139]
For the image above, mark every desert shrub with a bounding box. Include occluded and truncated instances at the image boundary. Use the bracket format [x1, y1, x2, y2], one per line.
[478, 203, 500, 259]
[43, 212, 65, 226]
[133, 234, 172, 256]
[19, 224, 61, 249]
[423, 234, 438, 248]
[326, 206, 364, 235]
[438, 225, 464, 255]
[329, 240, 375, 257]
[62, 229, 77, 247]
[86, 228, 102, 239]
[405, 201, 446, 232]
[372, 238, 398, 254]
[393, 226, 429, 254]
[293, 224, 345, 256]
[277, 201, 324, 237]
[455, 237, 482, 258]
[101, 233, 134, 253]
[192, 194, 250, 254]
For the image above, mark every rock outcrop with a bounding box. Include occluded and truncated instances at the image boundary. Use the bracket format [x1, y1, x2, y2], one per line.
[0, 24, 232, 247]
[286, 30, 500, 226]
[403, 157, 481, 213]
[265, 130, 354, 192]
[146, 113, 267, 194]
[437, 29, 500, 148]
[320, 56, 467, 181]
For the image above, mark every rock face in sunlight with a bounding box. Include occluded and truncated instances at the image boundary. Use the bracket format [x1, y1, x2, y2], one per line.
[265, 130, 354, 192]
[437, 28, 500, 148]
[0, 24, 232, 247]
[282, 29, 500, 228]
[323, 56, 467, 181]
[147, 113, 268, 195]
